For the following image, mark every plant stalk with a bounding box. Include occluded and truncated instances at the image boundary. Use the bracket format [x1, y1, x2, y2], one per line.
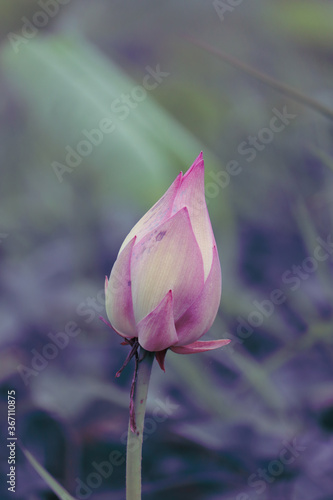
[126, 348, 154, 500]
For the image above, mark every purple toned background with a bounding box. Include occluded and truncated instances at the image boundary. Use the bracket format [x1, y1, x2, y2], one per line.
[0, 2, 333, 499]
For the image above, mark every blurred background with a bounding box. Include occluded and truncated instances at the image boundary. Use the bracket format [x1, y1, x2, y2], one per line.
[1, 1, 333, 499]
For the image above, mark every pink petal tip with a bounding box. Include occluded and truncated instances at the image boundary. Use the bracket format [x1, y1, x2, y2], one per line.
[170, 339, 230, 355]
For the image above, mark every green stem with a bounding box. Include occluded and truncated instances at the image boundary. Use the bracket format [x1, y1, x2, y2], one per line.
[126, 348, 154, 500]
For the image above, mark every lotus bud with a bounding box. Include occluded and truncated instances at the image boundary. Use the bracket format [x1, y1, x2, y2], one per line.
[105, 152, 230, 370]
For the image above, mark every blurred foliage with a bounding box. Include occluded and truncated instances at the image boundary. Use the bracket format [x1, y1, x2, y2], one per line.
[1, 1, 333, 499]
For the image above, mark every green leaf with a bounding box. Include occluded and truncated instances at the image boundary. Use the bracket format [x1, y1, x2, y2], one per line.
[0, 36, 223, 203]
[0, 34, 235, 238]
[21, 445, 77, 500]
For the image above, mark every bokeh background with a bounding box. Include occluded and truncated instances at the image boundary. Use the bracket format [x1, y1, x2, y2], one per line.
[1, 1, 333, 499]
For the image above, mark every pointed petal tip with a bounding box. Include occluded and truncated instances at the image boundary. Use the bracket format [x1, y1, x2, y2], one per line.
[118, 234, 137, 258]
[176, 170, 183, 182]
[180, 205, 190, 218]
[99, 315, 112, 328]
[170, 339, 230, 354]
[194, 152, 204, 169]
[183, 152, 204, 178]
[167, 170, 183, 195]
[155, 349, 167, 372]
[194, 151, 204, 163]
[170, 205, 191, 225]
[127, 234, 137, 246]
[137, 289, 178, 352]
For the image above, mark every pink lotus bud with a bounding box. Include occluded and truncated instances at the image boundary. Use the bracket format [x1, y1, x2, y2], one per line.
[105, 152, 230, 369]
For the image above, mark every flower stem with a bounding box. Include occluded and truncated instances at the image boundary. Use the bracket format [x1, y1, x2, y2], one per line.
[126, 347, 154, 500]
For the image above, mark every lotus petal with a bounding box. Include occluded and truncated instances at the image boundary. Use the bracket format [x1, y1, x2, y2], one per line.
[171, 152, 214, 279]
[119, 172, 182, 253]
[171, 339, 230, 354]
[175, 245, 221, 346]
[105, 237, 136, 338]
[137, 290, 178, 351]
[131, 207, 204, 323]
